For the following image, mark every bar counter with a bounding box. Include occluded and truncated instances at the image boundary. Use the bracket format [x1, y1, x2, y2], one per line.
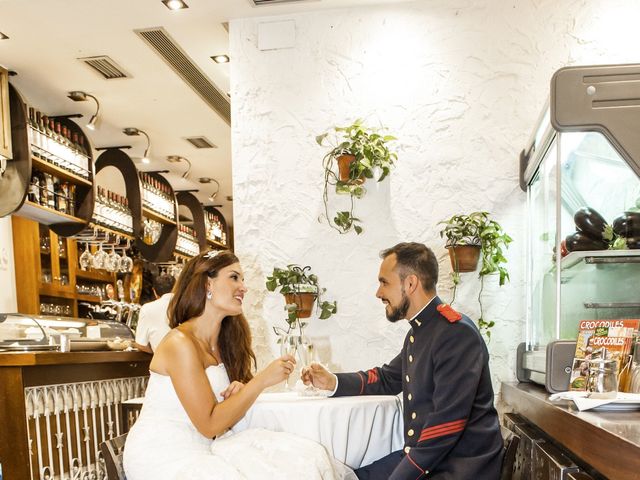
[501, 381, 640, 479]
[0, 349, 151, 480]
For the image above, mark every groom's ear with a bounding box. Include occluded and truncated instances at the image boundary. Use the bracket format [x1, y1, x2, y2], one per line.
[404, 273, 419, 295]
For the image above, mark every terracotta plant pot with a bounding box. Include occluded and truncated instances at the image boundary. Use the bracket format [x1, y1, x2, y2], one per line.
[337, 154, 364, 184]
[284, 292, 317, 318]
[446, 245, 481, 273]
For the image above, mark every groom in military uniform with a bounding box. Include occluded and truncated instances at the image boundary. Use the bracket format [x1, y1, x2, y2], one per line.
[301, 242, 503, 479]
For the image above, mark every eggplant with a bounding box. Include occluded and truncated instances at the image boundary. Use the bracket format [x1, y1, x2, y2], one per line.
[565, 232, 608, 252]
[574, 207, 608, 240]
[622, 236, 640, 249]
[612, 211, 640, 238]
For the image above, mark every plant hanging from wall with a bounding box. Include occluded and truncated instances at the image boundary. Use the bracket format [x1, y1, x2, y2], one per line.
[438, 211, 512, 338]
[266, 264, 337, 336]
[316, 119, 398, 234]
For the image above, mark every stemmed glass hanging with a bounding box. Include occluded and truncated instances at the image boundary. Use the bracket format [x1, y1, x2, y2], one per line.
[79, 242, 92, 271]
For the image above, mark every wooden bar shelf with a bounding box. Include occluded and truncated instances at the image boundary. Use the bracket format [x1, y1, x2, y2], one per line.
[18, 200, 86, 226]
[31, 156, 92, 187]
[142, 206, 177, 226]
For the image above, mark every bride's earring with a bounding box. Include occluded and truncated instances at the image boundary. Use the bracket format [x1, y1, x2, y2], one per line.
[207, 291, 213, 300]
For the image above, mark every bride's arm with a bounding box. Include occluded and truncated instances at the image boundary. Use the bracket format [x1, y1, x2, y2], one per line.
[160, 334, 293, 438]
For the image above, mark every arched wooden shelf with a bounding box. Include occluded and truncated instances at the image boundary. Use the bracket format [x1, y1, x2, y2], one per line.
[176, 191, 207, 251]
[139, 171, 178, 262]
[93, 149, 177, 263]
[0, 84, 33, 217]
[0, 83, 95, 236]
[204, 205, 230, 249]
[49, 117, 95, 237]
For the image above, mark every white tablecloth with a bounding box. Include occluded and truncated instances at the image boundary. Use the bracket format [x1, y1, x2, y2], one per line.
[242, 392, 404, 469]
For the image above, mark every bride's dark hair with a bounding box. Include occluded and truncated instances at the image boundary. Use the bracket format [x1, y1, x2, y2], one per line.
[168, 250, 256, 383]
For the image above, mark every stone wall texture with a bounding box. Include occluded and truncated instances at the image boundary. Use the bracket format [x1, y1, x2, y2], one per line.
[229, 0, 640, 395]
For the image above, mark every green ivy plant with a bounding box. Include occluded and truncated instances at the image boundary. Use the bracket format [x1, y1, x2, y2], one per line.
[316, 119, 398, 235]
[439, 211, 513, 338]
[266, 264, 337, 334]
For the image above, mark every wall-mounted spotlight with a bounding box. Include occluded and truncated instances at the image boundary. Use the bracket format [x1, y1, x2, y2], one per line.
[167, 155, 192, 179]
[211, 55, 230, 64]
[67, 91, 100, 130]
[123, 127, 151, 164]
[198, 177, 220, 202]
[162, 0, 188, 10]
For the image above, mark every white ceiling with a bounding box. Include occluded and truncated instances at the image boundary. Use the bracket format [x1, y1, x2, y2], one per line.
[0, 0, 407, 225]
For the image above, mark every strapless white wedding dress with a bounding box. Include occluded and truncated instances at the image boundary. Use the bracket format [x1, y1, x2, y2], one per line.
[123, 364, 356, 480]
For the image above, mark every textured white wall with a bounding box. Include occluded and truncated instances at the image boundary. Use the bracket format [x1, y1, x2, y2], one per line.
[229, 0, 640, 391]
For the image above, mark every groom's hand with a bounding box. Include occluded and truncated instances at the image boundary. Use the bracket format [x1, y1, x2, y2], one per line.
[301, 363, 336, 391]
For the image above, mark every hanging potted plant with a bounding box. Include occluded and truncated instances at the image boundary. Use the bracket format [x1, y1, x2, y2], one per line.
[438, 211, 512, 338]
[316, 119, 398, 235]
[266, 264, 337, 334]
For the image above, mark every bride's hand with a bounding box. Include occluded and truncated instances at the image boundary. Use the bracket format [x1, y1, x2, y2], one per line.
[256, 355, 296, 388]
[220, 381, 245, 400]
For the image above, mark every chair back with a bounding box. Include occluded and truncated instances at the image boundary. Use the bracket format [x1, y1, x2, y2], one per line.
[100, 432, 128, 480]
[500, 427, 521, 480]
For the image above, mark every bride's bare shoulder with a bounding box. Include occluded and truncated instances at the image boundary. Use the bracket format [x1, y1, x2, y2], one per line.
[151, 329, 199, 373]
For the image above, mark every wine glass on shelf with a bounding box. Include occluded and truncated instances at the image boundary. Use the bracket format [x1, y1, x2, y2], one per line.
[280, 334, 298, 390]
[78, 243, 92, 271]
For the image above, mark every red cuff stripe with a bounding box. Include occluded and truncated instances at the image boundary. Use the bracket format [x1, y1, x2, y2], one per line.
[367, 368, 379, 384]
[419, 419, 466, 436]
[419, 419, 466, 441]
[406, 453, 425, 479]
[357, 372, 365, 394]
[419, 424, 466, 442]
[419, 422, 466, 440]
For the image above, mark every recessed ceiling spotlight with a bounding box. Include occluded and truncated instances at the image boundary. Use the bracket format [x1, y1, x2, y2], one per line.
[0, 32, 9, 40]
[162, 0, 188, 10]
[211, 55, 230, 64]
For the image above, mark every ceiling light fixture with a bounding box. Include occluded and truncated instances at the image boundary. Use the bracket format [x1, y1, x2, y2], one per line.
[166, 155, 192, 179]
[123, 127, 152, 164]
[211, 55, 230, 64]
[0, 32, 9, 40]
[67, 91, 100, 130]
[162, 0, 189, 10]
[207, 179, 220, 202]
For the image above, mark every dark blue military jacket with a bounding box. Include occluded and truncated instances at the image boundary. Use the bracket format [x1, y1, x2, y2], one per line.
[334, 296, 503, 480]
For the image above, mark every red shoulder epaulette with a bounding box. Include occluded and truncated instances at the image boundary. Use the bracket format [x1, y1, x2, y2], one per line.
[437, 303, 462, 323]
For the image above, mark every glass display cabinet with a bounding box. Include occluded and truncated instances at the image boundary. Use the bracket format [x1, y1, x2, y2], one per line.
[519, 64, 640, 391]
[0, 313, 134, 351]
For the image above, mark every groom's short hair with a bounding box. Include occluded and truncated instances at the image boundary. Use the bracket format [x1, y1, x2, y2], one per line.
[380, 242, 438, 293]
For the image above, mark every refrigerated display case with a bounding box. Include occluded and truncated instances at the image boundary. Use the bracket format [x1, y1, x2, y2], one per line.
[519, 64, 640, 391]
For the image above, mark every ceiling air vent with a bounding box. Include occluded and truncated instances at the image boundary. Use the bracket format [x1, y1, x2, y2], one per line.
[185, 136, 217, 149]
[78, 56, 130, 79]
[252, 0, 311, 5]
[135, 27, 230, 125]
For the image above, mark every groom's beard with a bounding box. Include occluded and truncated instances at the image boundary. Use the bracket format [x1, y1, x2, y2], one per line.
[385, 289, 410, 323]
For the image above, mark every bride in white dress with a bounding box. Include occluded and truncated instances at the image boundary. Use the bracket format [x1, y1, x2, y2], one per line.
[124, 250, 355, 480]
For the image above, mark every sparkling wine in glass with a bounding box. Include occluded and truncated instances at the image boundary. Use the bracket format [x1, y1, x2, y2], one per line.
[280, 334, 298, 390]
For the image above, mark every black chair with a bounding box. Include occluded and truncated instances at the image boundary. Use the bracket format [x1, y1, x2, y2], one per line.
[500, 427, 521, 480]
[100, 432, 128, 480]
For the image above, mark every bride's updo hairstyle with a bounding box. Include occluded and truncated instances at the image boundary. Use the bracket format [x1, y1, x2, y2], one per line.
[168, 250, 256, 383]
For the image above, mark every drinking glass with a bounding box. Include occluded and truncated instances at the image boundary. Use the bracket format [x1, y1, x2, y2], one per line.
[280, 334, 299, 390]
[106, 246, 120, 273]
[79, 243, 92, 271]
[92, 244, 108, 270]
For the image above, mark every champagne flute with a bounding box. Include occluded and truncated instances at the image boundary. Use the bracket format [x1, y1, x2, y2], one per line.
[280, 334, 298, 390]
